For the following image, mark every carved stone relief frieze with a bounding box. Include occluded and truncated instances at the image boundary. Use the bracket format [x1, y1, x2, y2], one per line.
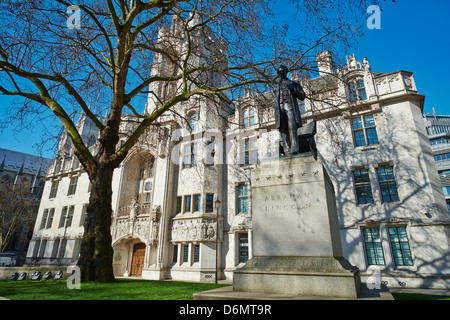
[133, 217, 150, 238]
[169, 218, 222, 242]
[114, 219, 130, 240]
[113, 216, 152, 242]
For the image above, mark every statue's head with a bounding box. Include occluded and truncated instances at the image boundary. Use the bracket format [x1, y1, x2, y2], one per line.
[277, 65, 288, 78]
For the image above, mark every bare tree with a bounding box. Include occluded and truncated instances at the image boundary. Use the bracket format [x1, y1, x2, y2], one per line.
[0, 179, 38, 254]
[0, 0, 378, 282]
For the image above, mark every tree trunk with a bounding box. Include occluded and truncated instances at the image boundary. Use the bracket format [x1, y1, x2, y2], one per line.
[77, 164, 116, 282]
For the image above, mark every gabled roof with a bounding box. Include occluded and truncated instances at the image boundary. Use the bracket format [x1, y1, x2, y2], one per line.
[0, 148, 53, 176]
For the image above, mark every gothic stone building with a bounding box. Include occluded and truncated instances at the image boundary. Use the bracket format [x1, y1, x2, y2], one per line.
[26, 19, 450, 289]
[0, 148, 53, 265]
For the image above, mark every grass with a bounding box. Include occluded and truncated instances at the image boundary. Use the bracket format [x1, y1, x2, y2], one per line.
[0, 278, 228, 300]
[0, 279, 448, 300]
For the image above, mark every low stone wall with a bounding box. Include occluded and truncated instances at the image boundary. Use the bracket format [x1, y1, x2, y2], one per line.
[0, 267, 69, 281]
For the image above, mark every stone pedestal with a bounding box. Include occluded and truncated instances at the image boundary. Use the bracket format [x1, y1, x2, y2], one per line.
[233, 155, 361, 298]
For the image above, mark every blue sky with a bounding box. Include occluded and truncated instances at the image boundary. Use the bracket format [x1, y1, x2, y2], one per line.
[0, 0, 449, 158]
[353, 0, 450, 116]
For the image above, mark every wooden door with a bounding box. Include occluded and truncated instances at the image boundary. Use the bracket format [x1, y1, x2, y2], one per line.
[130, 243, 146, 276]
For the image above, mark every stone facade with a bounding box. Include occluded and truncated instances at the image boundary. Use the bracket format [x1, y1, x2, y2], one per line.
[25, 18, 450, 289]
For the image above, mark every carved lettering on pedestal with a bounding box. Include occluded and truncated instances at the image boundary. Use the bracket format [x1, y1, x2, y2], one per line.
[264, 193, 310, 202]
[263, 193, 311, 213]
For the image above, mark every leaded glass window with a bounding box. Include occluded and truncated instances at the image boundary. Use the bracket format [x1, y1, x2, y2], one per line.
[388, 227, 413, 266]
[351, 115, 379, 147]
[363, 228, 385, 265]
[206, 194, 214, 213]
[183, 142, 197, 169]
[184, 195, 191, 213]
[243, 108, 255, 128]
[353, 168, 374, 204]
[348, 78, 367, 102]
[238, 233, 249, 263]
[237, 184, 248, 214]
[242, 139, 257, 165]
[68, 176, 78, 195]
[194, 245, 200, 263]
[194, 194, 201, 212]
[183, 245, 189, 263]
[377, 165, 399, 202]
[188, 112, 198, 132]
[49, 181, 58, 198]
[176, 197, 182, 213]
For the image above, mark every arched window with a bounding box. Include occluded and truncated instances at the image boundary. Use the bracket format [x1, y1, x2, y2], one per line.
[147, 158, 155, 179]
[188, 112, 198, 132]
[243, 108, 255, 128]
[138, 157, 155, 180]
[348, 78, 367, 102]
[20, 177, 30, 188]
[134, 155, 155, 206]
[1, 174, 11, 187]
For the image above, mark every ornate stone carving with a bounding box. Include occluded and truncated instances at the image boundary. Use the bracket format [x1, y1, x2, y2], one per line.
[133, 217, 150, 238]
[149, 207, 161, 244]
[169, 218, 221, 242]
[130, 196, 139, 220]
[114, 219, 130, 239]
[118, 201, 152, 218]
[230, 213, 252, 233]
[151, 204, 161, 221]
[114, 214, 153, 242]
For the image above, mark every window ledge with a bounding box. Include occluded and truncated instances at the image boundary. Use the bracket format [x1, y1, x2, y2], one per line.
[356, 202, 375, 207]
[394, 265, 418, 272]
[239, 164, 257, 169]
[380, 200, 401, 205]
[355, 144, 379, 151]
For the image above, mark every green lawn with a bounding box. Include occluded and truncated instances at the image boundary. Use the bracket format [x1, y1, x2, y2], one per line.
[0, 279, 448, 300]
[0, 278, 227, 300]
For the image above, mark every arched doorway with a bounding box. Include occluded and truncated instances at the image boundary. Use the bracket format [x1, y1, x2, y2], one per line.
[130, 243, 146, 276]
